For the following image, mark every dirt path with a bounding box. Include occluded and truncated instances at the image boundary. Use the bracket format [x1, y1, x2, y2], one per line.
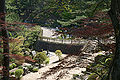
[21, 51, 106, 80]
[21, 53, 91, 80]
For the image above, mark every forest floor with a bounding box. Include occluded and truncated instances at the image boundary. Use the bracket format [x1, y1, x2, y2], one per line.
[21, 51, 105, 80]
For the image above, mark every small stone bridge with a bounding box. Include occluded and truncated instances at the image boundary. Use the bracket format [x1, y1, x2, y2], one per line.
[33, 36, 89, 54]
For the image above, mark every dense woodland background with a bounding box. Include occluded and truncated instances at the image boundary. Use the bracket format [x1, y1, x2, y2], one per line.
[1, 0, 120, 80]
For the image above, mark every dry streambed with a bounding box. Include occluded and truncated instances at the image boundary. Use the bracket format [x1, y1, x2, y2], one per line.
[21, 51, 99, 80]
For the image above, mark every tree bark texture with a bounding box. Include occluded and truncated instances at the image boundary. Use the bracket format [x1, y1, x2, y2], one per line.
[108, 0, 120, 80]
[0, 0, 10, 80]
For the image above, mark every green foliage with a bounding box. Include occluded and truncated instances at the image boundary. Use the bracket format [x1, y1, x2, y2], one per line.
[15, 69, 24, 79]
[0, 54, 3, 66]
[23, 25, 43, 49]
[105, 58, 112, 65]
[9, 65, 13, 70]
[44, 58, 50, 65]
[6, 12, 21, 22]
[9, 63, 17, 70]
[85, 53, 112, 80]
[55, 50, 63, 60]
[9, 36, 24, 54]
[12, 63, 17, 68]
[88, 73, 98, 80]
[32, 68, 39, 72]
[73, 74, 79, 78]
[10, 72, 15, 75]
[57, 15, 86, 27]
[34, 51, 49, 64]
[18, 66, 23, 69]
[94, 54, 106, 64]
[17, 52, 24, 56]
[27, 65, 33, 71]
[10, 58, 16, 63]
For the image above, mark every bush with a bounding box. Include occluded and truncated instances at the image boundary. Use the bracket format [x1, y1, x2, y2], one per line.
[15, 69, 23, 79]
[44, 58, 50, 65]
[34, 51, 48, 64]
[32, 68, 39, 72]
[84, 52, 113, 80]
[10, 72, 15, 75]
[88, 73, 98, 80]
[55, 50, 63, 60]
[10, 58, 15, 63]
[27, 66, 33, 71]
[12, 63, 17, 68]
[18, 66, 23, 69]
[95, 54, 105, 63]
[9, 65, 13, 70]
[23, 25, 42, 48]
[105, 58, 112, 65]
[17, 53, 24, 56]
[9, 36, 24, 54]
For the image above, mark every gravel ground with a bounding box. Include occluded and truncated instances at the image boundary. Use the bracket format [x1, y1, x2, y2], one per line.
[21, 53, 87, 80]
[21, 51, 105, 80]
[21, 53, 68, 80]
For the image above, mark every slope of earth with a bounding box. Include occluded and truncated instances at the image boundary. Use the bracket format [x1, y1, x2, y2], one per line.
[21, 51, 106, 80]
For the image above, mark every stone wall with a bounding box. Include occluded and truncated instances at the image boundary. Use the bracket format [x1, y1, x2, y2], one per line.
[33, 40, 84, 54]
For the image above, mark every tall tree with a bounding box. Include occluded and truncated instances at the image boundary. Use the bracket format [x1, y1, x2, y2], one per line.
[0, 0, 9, 79]
[108, 0, 120, 80]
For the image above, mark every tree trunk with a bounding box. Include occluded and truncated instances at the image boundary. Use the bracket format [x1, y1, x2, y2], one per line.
[108, 0, 120, 80]
[0, 0, 10, 80]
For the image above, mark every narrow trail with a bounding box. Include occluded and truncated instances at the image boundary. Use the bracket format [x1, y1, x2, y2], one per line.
[21, 51, 106, 80]
[21, 51, 98, 80]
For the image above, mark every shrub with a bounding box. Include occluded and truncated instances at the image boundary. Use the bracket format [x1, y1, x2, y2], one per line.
[23, 25, 42, 48]
[34, 51, 48, 64]
[15, 69, 23, 79]
[17, 53, 24, 56]
[32, 68, 39, 72]
[10, 58, 15, 63]
[27, 66, 33, 71]
[55, 50, 63, 60]
[34, 51, 49, 68]
[95, 54, 105, 63]
[105, 58, 112, 65]
[12, 63, 17, 68]
[88, 73, 98, 80]
[84, 52, 113, 80]
[10, 72, 15, 75]
[18, 66, 23, 69]
[9, 36, 24, 54]
[9, 65, 13, 70]
[44, 58, 50, 65]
